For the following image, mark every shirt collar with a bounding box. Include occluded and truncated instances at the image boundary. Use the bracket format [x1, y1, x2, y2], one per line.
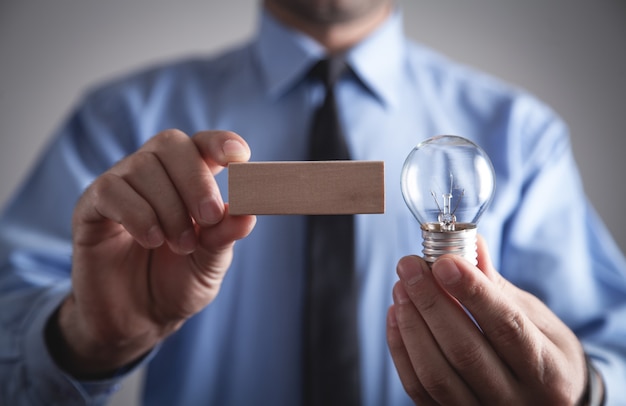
[254, 7, 406, 109]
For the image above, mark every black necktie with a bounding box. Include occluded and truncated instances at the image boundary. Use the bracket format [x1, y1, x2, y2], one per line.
[304, 58, 361, 406]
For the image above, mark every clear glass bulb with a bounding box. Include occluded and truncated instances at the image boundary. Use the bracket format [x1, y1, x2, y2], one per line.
[401, 135, 495, 264]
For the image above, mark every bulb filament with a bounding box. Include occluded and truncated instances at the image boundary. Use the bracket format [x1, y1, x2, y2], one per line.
[432, 173, 464, 231]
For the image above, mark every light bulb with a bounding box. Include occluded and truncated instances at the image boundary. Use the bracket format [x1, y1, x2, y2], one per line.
[401, 135, 495, 265]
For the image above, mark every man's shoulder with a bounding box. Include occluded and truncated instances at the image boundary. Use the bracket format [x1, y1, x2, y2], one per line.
[81, 43, 254, 105]
[405, 40, 518, 99]
[405, 39, 558, 122]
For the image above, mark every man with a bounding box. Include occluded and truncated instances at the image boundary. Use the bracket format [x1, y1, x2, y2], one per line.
[1, 0, 624, 404]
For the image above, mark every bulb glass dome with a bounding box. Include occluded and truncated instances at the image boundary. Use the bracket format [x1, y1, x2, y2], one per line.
[401, 135, 495, 232]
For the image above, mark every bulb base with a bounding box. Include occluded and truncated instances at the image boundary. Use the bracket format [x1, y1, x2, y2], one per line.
[421, 223, 477, 265]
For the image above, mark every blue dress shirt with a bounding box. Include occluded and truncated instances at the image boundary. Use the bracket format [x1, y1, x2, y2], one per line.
[2, 8, 626, 406]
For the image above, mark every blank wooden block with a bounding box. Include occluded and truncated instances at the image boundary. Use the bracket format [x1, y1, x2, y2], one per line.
[228, 161, 385, 215]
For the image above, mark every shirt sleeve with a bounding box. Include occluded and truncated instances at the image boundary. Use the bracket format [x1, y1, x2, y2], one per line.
[491, 97, 626, 404]
[0, 88, 148, 405]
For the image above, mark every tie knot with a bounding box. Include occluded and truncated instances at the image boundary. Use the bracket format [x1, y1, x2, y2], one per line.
[309, 57, 347, 89]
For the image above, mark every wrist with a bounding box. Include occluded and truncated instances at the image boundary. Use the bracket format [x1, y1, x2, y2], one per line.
[578, 354, 606, 406]
[44, 295, 164, 380]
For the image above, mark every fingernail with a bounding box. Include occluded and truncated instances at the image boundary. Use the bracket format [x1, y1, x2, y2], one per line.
[387, 307, 398, 328]
[199, 195, 223, 225]
[222, 139, 247, 159]
[393, 283, 410, 304]
[178, 229, 197, 254]
[146, 225, 164, 248]
[397, 256, 425, 286]
[433, 258, 462, 286]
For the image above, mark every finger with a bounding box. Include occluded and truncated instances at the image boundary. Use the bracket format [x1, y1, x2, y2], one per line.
[142, 129, 234, 228]
[476, 236, 546, 327]
[386, 304, 437, 406]
[74, 172, 164, 249]
[476, 234, 500, 282]
[193, 204, 256, 273]
[397, 256, 516, 403]
[197, 204, 256, 251]
[185, 205, 256, 288]
[475, 237, 578, 349]
[111, 148, 197, 255]
[391, 281, 480, 405]
[192, 130, 251, 172]
[431, 255, 547, 383]
[192, 131, 251, 221]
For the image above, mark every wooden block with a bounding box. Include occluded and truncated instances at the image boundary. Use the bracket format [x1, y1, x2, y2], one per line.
[228, 161, 385, 215]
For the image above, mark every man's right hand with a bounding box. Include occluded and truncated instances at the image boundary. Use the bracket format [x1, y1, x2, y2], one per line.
[47, 129, 256, 378]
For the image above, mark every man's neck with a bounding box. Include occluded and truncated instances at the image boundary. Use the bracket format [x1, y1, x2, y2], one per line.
[264, 1, 393, 55]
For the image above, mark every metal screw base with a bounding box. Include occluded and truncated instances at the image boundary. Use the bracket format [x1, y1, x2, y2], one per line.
[421, 223, 477, 265]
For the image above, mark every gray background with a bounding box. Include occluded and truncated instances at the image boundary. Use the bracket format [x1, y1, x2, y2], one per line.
[0, 1, 624, 404]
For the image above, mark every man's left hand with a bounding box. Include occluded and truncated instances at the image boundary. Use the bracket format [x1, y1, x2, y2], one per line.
[386, 236, 587, 405]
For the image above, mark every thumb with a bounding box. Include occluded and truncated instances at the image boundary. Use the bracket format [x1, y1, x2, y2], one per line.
[475, 234, 565, 337]
[193, 205, 256, 273]
[475, 235, 522, 301]
[476, 234, 500, 283]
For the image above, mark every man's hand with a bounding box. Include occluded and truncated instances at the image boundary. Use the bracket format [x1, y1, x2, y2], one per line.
[48, 129, 256, 378]
[386, 236, 587, 405]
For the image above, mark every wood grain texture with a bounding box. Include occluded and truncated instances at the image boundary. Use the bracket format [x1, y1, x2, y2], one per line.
[228, 161, 385, 215]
